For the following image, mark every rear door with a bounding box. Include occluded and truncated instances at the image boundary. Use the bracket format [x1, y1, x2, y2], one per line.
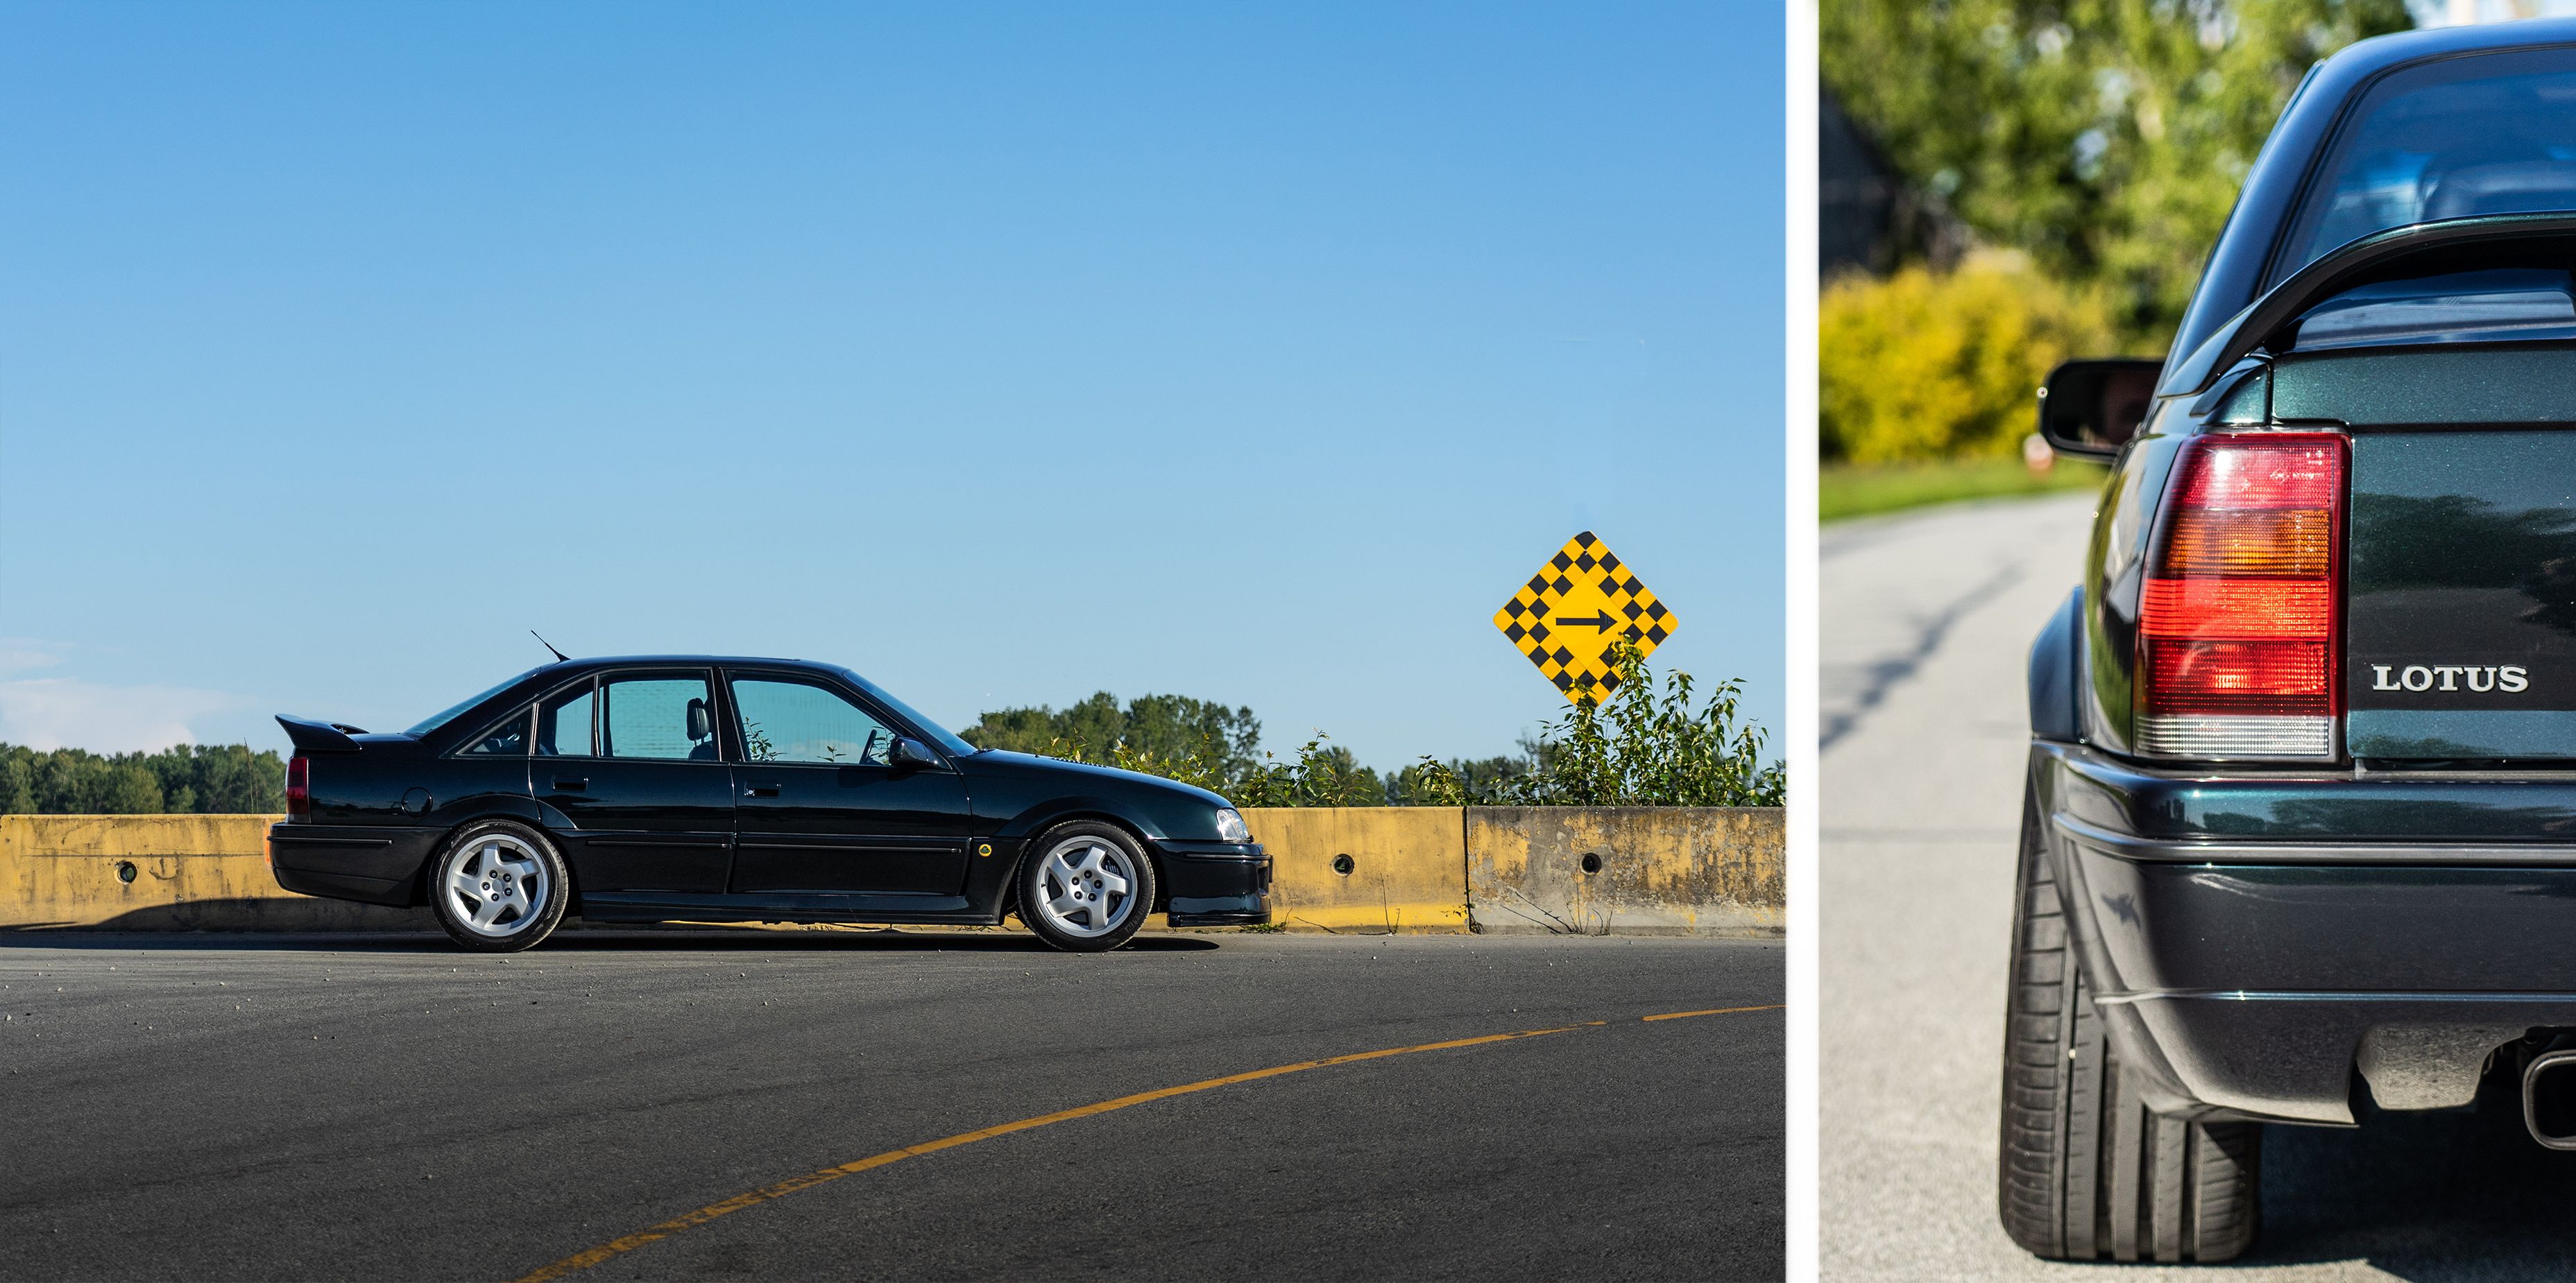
[724, 669, 972, 896]
[533, 669, 737, 893]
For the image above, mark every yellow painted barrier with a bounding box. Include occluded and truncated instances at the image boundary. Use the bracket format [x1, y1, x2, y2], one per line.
[1236, 807, 1469, 935]
[0, 807, 1781, 936]
[1465, 806, 1783, 937]
[0, 813, 423, 931]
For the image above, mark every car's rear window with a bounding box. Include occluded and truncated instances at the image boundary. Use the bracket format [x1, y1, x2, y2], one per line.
[2292, 268, 2576, 350]
[406, 667, 545, 736]
[2275, 47, 2576, 286]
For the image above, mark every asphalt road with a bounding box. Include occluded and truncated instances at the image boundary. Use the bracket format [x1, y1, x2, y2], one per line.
[1820, 493, 2576, 1281]
[0, 931, 1778, 1282]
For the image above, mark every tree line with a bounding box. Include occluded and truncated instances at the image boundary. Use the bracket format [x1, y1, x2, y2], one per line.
[0, 743, 287, 815]
[1819, 0, 2412, 464]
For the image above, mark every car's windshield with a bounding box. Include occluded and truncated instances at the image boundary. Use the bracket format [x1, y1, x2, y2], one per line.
[839, 669, 980, 758]
[405, 667, 545, 736]
[2276, 48, 2576, 286]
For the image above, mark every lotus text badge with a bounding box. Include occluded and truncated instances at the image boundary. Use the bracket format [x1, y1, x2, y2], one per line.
[1493, 531, 1676, 703]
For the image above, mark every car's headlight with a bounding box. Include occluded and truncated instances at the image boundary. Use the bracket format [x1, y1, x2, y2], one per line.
[1214, 807, 1252, 843]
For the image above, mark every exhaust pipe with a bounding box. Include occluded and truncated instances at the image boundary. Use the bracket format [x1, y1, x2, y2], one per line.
[2523, 1047, 2576, 1150]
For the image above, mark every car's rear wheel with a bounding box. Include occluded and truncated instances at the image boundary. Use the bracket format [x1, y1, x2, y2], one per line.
[1998, 784, 2260, 1263]
[429, 820, 568, 953]
[1017, 823, 1156, 953]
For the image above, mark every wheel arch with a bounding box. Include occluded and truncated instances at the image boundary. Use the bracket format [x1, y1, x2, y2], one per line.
[2029, 586, 2085, 743]
[1011, 810, 1170, 913]
[418, 809, 586, 911]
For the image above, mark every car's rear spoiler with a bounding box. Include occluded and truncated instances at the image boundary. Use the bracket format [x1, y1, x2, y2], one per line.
[276, 714, 366, 753]
[2165, 211, 2576, 398]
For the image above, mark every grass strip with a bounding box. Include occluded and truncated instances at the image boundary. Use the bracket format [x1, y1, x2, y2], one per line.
[1821, 457, 2106, 523]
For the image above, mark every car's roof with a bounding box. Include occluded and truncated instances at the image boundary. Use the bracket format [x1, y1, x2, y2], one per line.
[2332, 16, 2576, 73]
[545, 655, 837, 669]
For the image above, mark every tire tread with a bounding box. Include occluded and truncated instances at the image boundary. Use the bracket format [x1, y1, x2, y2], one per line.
[1997, 776, 2260, 1263]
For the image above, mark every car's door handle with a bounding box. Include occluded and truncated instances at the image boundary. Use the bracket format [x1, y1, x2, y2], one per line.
[744, 783, 781, 798]
[553, 778, 587, 792]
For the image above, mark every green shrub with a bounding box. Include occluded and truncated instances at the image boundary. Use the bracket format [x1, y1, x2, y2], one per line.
[1401, 647, 1783, 808]
[1229, 734, 1387, 808]
[1820, 255, 2115, 465]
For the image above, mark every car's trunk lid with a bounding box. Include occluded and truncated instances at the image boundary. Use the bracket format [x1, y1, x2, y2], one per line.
[2307, 343, 2576, 759]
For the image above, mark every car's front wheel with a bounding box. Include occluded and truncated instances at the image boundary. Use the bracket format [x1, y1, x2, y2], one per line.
[1017, 823, 1156, 953]
[429, 820, 569, 953]
[1997, 784, 2259, 1263]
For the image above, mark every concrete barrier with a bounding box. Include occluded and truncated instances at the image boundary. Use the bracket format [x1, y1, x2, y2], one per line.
[1, 807, 1780, 936]
[0, 814, 425, 931]
[1465, 807, 1783, 937]
[1239, 807, 1470, 934]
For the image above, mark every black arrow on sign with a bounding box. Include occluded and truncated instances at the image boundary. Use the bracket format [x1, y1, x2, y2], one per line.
[1552, 612, 1617, 630]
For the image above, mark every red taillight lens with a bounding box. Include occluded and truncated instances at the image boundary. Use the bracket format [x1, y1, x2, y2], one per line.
[286, 755, 311, 816]
[2135, 433, 2346, 760]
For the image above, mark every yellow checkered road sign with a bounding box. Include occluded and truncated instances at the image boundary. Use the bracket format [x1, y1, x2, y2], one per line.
[1493, 531, 1676, 703]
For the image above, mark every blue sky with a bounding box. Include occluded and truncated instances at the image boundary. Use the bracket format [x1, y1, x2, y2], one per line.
[0, 2, 1784, 775]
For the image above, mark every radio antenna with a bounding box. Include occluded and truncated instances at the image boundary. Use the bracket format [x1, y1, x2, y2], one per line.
[531, 630, 570, 663]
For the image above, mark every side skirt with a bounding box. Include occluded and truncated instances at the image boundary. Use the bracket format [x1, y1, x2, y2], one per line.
[577, 890, 987, 925]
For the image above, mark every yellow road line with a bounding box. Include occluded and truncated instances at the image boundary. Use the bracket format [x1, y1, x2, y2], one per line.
[510, 1006, 1775, 1283]
[1642, 1003, 1784, 1022]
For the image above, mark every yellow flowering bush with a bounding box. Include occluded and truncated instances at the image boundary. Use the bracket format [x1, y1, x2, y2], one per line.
[1820, 255, 2116, 463]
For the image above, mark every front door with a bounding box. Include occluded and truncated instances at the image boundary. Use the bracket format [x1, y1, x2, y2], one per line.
[724, 671, 972, 895]
[532, 669, 736, 894]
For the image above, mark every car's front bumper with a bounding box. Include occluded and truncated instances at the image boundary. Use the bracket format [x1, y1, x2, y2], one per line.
[2035, 741, 2576, 1124]
[1154, 838, 1272, 927]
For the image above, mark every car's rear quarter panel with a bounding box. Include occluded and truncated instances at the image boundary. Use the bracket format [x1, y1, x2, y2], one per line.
[271, 743, 536, 906]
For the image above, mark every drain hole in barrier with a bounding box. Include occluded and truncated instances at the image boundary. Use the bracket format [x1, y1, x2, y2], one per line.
[1331, 854, 1355, 876]
[1580, 852, 1603, 875]
[116, 861, 137, 884]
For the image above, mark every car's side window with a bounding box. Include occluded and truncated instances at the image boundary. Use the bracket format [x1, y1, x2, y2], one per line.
[602, 673, 719, 762]
[731, 677, 898, 766]
[463, 707, 531, 756]
[535, 680, 597, 757]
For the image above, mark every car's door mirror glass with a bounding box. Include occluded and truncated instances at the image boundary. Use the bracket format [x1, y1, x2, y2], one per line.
[535, 681, 596, 757]
[2038, 358, 2164, 459]
[732, 678, 898, 765]
[602, 675, 719, 761]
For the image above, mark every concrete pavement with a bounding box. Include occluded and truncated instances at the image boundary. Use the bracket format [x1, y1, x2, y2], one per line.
[1820, 493, 2576, 1280]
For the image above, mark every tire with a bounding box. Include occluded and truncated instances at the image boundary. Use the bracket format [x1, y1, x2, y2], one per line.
[1998, 782, 2260, 1263]
[428, 819, 570, 954]
[1016, 822, 1157, 954]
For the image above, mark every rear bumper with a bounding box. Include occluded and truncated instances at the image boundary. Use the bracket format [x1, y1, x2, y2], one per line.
[2035, 741, 2576, 1124]
[1153, 840, 1272, 927]
[266, 822, 440, 908]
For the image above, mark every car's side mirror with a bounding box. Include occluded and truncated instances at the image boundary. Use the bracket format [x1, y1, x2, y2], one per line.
[889, 737, 942, 770]
[2038, 358, 2165, 460]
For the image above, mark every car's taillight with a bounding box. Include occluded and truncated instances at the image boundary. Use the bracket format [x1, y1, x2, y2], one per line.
[287, 755, 311, 816]
[2135, 431, 2346, 761]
